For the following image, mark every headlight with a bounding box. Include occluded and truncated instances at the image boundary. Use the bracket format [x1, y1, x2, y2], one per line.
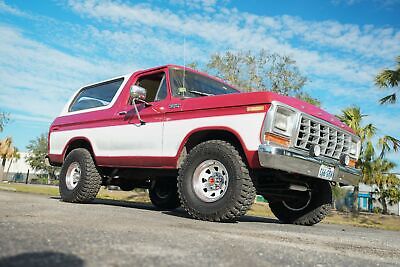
[272, 106, 297, 136]
[262, 102, 299, 146]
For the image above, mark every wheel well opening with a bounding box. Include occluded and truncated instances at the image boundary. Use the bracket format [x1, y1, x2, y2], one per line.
[64, 139, 95, 162]
[181, 130, 248, 166]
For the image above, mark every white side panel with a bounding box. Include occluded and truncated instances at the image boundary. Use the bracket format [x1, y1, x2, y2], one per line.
[163, 113, 265, 157]
[50, 113, 265, 157]
[50, 123, 163, 157]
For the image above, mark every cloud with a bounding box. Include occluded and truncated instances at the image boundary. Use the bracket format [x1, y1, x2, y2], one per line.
[169, 0, 228, 12]
[331, 0, 362, 5]
[366, 112, 400, 138]
[66, 0, 399, 87]
[332, 0, 400, 6]
[0, 25, 129, 121]
[278, 16, 400, 60]
[11, 114, 52, 124]
[0, 0, 29, 17]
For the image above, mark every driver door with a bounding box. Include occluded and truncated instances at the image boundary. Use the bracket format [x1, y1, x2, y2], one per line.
[109, 70, 169, 167]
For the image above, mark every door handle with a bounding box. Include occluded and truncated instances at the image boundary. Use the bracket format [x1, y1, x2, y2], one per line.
[118, 111, 127, 116]
[169, 103, 181, 109]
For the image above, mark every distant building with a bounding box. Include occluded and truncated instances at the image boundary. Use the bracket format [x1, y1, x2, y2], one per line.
[340, 183, 400, 216]
[2, 152, 42, 183]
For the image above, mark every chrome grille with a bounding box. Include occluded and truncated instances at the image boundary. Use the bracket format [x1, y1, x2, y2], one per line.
[294, 116, 352, 159]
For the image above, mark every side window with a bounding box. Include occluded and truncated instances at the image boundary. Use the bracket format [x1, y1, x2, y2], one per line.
[135, 72, 167, 103]
[69, 78, 124, 112]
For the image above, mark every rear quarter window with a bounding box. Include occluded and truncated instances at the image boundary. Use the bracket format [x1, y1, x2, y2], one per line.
[69, 78, 124, 112]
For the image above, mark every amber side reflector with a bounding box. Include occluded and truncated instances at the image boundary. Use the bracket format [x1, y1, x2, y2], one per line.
[247, 105, 265, 112]
[348, 159, 357, 168]
[264, 133, 290, 147]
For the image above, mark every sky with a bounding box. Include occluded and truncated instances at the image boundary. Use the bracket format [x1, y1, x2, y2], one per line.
[0, 0, 399, 170]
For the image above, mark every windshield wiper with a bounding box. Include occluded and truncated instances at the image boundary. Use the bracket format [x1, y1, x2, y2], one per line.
[188, 90, 214, 96]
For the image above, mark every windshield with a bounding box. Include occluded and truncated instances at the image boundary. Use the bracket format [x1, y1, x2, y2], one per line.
[169, 68, 239, 98]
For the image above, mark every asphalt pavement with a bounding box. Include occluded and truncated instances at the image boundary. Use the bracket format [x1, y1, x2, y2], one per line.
[0, 190, 399, 267]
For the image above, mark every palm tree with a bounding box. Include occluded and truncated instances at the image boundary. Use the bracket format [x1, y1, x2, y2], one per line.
[366, 158, 399, 214]
[375, 56, 400, 104]
[6, 148, 20, 181]
[336, 107, 376, 142]
[337, 106, 400, 214]
[0, 137, 15, 182]
[378, 135, 400, 158]
[337, 107, 373, 214]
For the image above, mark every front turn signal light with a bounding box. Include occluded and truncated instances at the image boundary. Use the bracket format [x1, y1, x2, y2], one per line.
[348, 159, 357, 168]
[264, 133, 290, 147]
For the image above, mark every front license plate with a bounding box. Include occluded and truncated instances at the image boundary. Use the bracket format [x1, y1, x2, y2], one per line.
[318, 165, 335, 180]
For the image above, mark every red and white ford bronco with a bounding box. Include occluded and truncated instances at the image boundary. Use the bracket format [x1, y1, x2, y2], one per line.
[48, 65, 361, 225]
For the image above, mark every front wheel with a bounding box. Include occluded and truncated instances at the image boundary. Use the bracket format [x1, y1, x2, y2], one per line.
[178, 140, 256, 222]
[268, 179, 332, 226]
[59, 148, 102, 203]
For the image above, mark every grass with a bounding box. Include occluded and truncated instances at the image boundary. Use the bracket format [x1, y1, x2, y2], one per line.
[0, 183, 150, 203]
[247, 201, 275, 218]
[247, 201, 400, 231]
[1, 182, 400, 231]
[324, 211, 400, 231]
[0, 183, 60, 196]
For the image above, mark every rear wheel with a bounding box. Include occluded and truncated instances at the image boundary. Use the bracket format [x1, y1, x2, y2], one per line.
[149, 178, 180, 210]
[59, 148, 102, 203]
[267, 179, 332, 226]
[178, 140, 256, 222]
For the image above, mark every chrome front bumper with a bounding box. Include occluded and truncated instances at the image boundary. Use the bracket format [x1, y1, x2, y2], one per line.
[258, 144, 361, 185]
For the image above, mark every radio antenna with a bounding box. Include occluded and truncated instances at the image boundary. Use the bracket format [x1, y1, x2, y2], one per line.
[182, 0, 186, 92]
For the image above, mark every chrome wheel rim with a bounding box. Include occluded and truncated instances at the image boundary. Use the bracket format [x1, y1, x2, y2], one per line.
[65, 162, 81, 190]
[282, 191, 312, 211]
[192, 160, 229, 203]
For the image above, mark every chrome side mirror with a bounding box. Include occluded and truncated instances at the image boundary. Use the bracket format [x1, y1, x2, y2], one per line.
[130, 85, 147, 102]
[129, 85, 147, 126]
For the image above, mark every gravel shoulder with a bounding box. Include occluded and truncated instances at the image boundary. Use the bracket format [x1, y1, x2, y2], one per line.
[0, 191, 399, 267]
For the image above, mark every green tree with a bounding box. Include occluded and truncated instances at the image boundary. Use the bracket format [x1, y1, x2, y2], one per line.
[337, 106, 400, 214]
[0, 137, 16, 181]
[197, 50, 320, 106]
[0, 112, 10, 132]
[375, 56, 400, 104]
[380, 185, 400, 209]
[366, 158, 400, 214]
[26, 133, 59, 182]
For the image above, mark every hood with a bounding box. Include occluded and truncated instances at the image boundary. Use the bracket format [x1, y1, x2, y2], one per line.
[180, 91, 353, 133]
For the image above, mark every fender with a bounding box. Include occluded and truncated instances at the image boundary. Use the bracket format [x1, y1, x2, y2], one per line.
[48, 136, 96, 165]
[174, 126, 262, 169]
